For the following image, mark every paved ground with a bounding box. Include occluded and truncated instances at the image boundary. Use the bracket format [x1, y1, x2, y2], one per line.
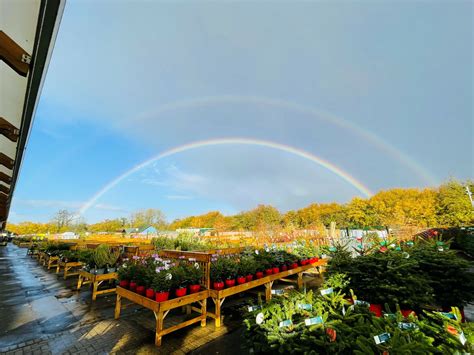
[0, 244, 319, 354]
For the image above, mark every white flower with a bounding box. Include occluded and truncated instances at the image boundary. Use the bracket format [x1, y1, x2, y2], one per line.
[255, 250, 259, 255]
[166, 273, 172, 280]
[189, 258, 196, 262]
[194, 262, 200, 269]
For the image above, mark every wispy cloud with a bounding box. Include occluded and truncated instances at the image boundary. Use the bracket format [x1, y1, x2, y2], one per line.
[15, 199, 125, 213]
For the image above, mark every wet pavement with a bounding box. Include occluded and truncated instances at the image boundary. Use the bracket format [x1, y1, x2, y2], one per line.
[0, 244, 263, 354]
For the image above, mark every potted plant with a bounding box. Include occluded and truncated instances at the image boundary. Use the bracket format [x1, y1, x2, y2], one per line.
[185, 262, 203, 294]
[210, 257, 227, 290]
[152, 270, 172, 302]
[223, 258, 238, 288]
[105, 247, 121, 273]
[171, 262, 189, 297]
[117, 263, 131, 289]
[239, 256, 257, 283]
[92, 244, 109, 274]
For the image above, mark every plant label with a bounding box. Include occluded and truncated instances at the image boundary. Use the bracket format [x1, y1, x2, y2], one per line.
[248, 305, 261, 312]
[398, 322, 418, 330]
[459, 332, 466, 345]
[354, 300, 369, 306]
[439, 312, 457, 320]
[374, 333, 391, 344]
[279, 319, 293, 327]
[304, 316, 323, 326]
[384, 313, 396, 320]
[271, 289, 285, 295]
[256, 312, 264, 325]
[320, 288, 333, 296]
[297, 303, 313, 311]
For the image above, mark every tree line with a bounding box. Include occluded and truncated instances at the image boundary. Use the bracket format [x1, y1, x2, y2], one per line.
[7, 180, 473, 235]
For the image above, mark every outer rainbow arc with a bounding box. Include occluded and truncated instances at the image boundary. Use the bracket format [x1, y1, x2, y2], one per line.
[78, 138, 373, 217]
[129, 95, 437, 185]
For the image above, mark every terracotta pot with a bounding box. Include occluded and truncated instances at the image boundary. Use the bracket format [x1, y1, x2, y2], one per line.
[155, 291, 169, 302]
[119, 280, 129, 289]
[145, 288, 155, 299]
[290, 263, 299, 269]
[369, 304, 382, 317]
[401, 309, 415, 318]
[255, 272, 264, 279]
[281, 265, 288, 272]
[272, 267, 280, 274]
[225, 279, 236, 288]
[213, 281, 225, 290]
[237, 276, 246, 285]
[265, 268, 273, 276]
[189, 284, 201, 294]
[175, 287, 187, 297]
[136, 285, 146, 295]
[246, 274, 254, 282]
[129, 281, 137, 292]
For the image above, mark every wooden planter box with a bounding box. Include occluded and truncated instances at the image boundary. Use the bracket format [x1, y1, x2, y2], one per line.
[208, 260, 327, 327]
[77, 270, 118, 301]
[115, 286, 208, 346]
[56, 260, 83, 279]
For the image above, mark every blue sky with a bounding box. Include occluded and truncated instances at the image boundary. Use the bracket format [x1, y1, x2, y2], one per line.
[10, 0, 473, 223]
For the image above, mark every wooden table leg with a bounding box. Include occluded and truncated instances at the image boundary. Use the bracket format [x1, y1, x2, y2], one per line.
[92, 281, 99, 301]
[77, 274, 83, 290]
[64, 266, 69, 279]
[114, 294, 122, 319]
[265, 281, 274, 301]
[155, 311, 164, 346]
[201, 299, 207, 327]
[56, 263, 60, 274]
[297, 272, 303, 290]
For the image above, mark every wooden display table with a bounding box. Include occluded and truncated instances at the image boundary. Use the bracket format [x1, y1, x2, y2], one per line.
[77, 270, 118, 301]
[38, 251, 47, 266]
[208, 260, 327, 327]
[47, 255, 60, 270]
[115, 286, 208, 346]
[56, 260, 83, 279]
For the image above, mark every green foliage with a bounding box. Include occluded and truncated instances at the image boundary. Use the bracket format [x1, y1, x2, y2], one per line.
[239, 255, 259, 276]
[242, 275, 473, 354]
[436, 180, 474, 227]
[92, 244, 113, 268]
[151, 270, 172, 292]
[411, 238, 474, 307]
[210, 257, 238, 281]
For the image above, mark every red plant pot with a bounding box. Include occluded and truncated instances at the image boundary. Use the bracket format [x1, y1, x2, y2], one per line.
[272, 267, 280, 274]
[129, 281, 137, 292]
[246, 274, 254, 282]
[237, 276, 246, 285]
[189, 284, 201, 294]
[369, 304, 382, 317]
[119, 280, 129, 289]
[265, 269, 273, 276]
[225, 279, 236, 288]
[213, 281, 225, 290]
[310, 257, 319, 264]
[175, 287, 187, 297]
[255, 272, 264, 279]
[299, 260, 308, 266]
[145, 288, 155, 299]
[136, 285, 146, 295]
[290, 263, 299, 269]
[155, 291, 169, 302]
[401, 309, 415, 318]
[281, 265, 288, 272]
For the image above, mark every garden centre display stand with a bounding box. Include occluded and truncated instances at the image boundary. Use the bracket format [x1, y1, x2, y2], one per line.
[38, 251, 48, 266]
[115, 286, 209, 346]
[77, 270, 118, 301]
[56, 260, 83, 279]
[208, 260, 327, 328]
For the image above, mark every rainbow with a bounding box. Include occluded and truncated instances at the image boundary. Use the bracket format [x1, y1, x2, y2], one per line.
[78, 138, 373, 216]
[130, 95, 438, 185]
